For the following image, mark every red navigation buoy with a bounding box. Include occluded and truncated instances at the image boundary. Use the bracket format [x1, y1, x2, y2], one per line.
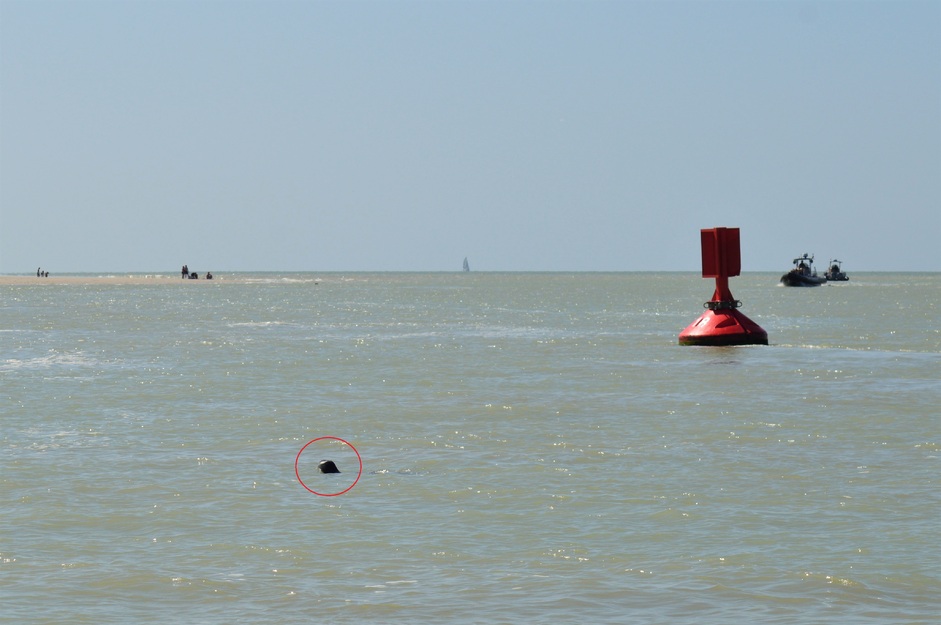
[679, 227, 768, 346]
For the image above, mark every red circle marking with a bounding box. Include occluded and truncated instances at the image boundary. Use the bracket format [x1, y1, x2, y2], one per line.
[295, 436, 362, 496]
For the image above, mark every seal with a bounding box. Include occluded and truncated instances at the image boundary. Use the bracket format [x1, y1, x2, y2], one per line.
[318, 460, 341, 474]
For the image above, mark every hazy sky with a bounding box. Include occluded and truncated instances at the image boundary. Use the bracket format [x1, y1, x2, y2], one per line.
[1, 0, 938, 273]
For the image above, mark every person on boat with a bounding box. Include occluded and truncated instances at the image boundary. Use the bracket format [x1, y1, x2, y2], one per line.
[797, 261, 808, 275]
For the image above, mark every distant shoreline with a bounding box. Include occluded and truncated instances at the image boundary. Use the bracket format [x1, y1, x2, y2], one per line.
[0, 274, 216, 286]
[1, 271, 936, 287]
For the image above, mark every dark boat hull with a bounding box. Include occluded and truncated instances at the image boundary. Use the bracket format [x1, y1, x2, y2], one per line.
[780, 270, 827, 287]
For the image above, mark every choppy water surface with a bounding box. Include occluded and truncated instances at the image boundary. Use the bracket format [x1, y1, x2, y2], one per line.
[2, 272, 939, 624]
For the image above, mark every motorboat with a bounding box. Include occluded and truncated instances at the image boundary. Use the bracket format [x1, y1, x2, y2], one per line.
[780, 253, 827, 287]
[824, 259, 849, 281]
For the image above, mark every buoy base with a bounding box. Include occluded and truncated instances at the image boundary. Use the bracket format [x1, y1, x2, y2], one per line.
[679, 308, 768, 346]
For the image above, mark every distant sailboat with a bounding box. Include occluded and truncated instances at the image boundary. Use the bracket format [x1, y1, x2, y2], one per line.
[463, 257, 470, 272]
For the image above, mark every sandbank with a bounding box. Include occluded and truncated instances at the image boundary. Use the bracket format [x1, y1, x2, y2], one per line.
[0, 274, 224, 286]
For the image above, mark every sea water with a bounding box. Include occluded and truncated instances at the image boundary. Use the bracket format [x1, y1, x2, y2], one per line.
[2, 272, 939, 624]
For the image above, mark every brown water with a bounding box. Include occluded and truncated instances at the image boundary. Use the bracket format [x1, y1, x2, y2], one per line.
[2, 272, 939, 623]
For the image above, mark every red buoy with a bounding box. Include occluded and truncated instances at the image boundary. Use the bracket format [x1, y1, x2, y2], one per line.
[679, 227, 768, 346]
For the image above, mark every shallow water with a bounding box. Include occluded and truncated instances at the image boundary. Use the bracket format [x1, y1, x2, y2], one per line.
[2, 272, 939, 623]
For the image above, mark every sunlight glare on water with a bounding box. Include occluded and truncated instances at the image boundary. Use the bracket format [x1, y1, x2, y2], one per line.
[2, 272, 939, 623]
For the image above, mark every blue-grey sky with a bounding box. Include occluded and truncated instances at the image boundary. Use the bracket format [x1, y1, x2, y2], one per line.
[1, 0, 938, 273]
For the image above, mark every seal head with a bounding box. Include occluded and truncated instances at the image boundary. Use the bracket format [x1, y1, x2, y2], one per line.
[318, 460, 341, 474]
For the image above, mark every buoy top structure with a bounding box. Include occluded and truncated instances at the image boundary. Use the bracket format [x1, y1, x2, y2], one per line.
[679, 227, 768, 346]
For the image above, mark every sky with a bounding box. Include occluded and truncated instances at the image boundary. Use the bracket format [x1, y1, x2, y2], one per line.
[1, 0, 939, 273]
